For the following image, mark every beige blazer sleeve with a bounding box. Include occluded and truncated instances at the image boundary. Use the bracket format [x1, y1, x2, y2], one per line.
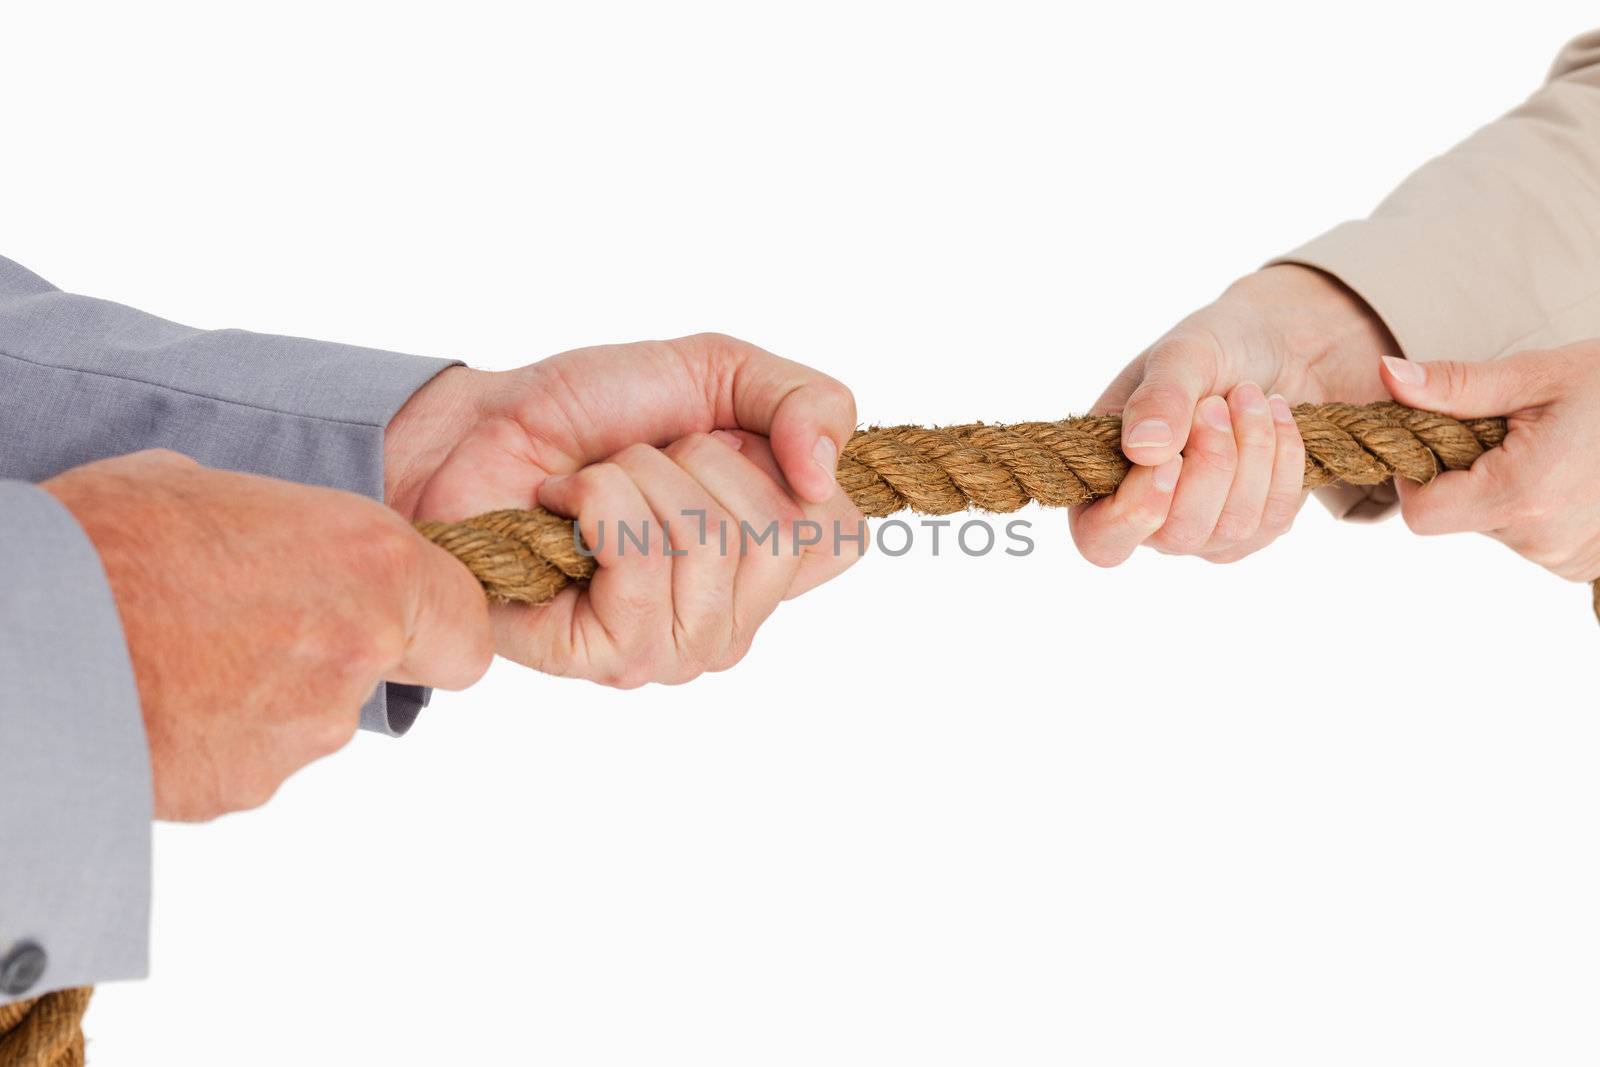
[1270, 29, 1600, 521]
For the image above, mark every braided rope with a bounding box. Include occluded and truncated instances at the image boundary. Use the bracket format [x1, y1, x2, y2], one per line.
[415, 402, 1509, 606]
[0, 989, 89, 1067]
[0, 401, 1531, 1067]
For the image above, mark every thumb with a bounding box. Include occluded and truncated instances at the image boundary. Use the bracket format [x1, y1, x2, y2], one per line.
[697, 333, 857, 505]
[391, 535, 496, 691]
[1380, 353, 1558, 419]
[1117, 335, 1223, 466]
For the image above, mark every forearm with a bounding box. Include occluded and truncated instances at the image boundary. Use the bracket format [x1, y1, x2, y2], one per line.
[1248, 32, 1600, 521]
[0, 254, 462, 734]
[1272, 30, 1600, 364]
[0, 254, 456, 492]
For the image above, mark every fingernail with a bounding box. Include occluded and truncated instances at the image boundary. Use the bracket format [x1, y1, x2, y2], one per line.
[711, 429, 744, 451]
[1125, 418, 1173, 449]
[1269, 394, 1293, 425]
[1200, 395, 1231, 432]
[812, 436, 838, 485]
[541, 473, 568, 492]
[1383, 355, 1426, 386]
[1237, 382, 1268, 416]
[1153, 456, 1183, 493]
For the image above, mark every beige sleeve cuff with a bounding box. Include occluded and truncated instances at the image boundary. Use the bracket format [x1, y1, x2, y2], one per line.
[1268, 232, 1417, 523]
[1313, 481, 1400, 524]
[1268, 29, 1600, 523]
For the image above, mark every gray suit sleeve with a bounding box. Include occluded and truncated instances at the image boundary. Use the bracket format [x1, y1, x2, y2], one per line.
[0, 482, 151, 1003]
[0, 254, 460, 735]
[0, 254, 459, 1000]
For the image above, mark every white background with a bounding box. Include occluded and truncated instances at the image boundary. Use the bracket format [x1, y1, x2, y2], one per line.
[5, 3, 1599, 1064]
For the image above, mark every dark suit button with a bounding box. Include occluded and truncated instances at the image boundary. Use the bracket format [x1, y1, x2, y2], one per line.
[0, 943, 47, 995]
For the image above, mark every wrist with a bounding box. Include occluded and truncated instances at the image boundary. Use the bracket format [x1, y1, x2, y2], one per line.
[1221, 264, 1399, 403]
[384, 365, 485, 518]
[40, 456, 178, 726]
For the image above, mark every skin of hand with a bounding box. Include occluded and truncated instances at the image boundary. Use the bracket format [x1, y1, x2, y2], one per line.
[1069, 264, 1401, 566]
[1380, 344, 1600, 581]
[383, 333, 866, 687]
[43, 450, 495, 821]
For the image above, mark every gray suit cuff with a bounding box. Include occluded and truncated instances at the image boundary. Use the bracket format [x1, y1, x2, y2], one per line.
[0, 483, 152, 1002]
[364, 683, 435, 737]
[0, 253, 462, 735]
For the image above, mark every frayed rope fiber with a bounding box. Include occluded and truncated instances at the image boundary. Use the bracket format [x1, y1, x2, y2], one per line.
[414, 402, 1513, 606]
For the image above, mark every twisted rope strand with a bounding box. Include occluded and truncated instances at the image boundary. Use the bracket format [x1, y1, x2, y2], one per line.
[0, 989, 89, 1067]
[416, 402, 1508, 606]
[0, 401, 1528, 1067]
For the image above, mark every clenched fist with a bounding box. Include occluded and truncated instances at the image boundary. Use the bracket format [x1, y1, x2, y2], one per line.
[1070, 265, 1398, 566]
[44, 450, 494, 821]
[384, 333, 866, 686]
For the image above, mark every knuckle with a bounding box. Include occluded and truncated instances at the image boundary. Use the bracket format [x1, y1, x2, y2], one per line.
[610, 587, 663, 632]
[1400, 501, 1437, 536]
[603, 659, 655, 690]
[812, 376, 857, 423]
[1067, 519, 1111, 565]
[193, 800, 227, 822]
[635, 540, 672, 576]
[1146, 332, 1216, 378]
[163, 776, 225, 822]
[1517, 359, 1558, 398]
[322, 614, 401, 681]
[463, 630, 497, 683]
[1152, 520, 1209, 555]
[1281, 420, 1306, 452]
[684, 330, 739, 352]
[710, 639, 754, 673]
[679, 656, 710, 684]
[1078, 542, 1128, 569]
[326, 638, 399, 701]
[1113, 500, 1163, 542]
[671, 628, 718, 682]
[1259, 497, 1301, 535]
[230, 775, 281, 814]
[670, 332, 747, 374]
[1233, 410, 1275, 447]
[1128, 380, 1193, 421]
[770, 501, 807, 545]
[1433, 360, 1472, 399]
[1187, 441, 1236, 474]
[316, 607, 409, 700]
[578, 461, 629, 497]
[666, 431, 719, 463]
[673, 502, 732, 553]
[309, 714, 359, 758]
[613, 442, 660, 469]
[1211, 510, 1257, 547]
[664, 660, 707, 686]
[365, 513, 426, 584]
